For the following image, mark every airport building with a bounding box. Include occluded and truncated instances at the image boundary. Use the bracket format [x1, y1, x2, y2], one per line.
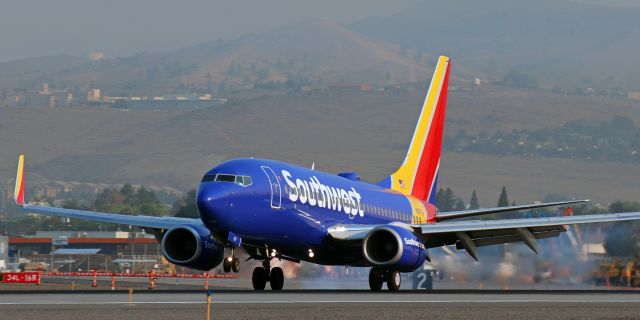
[4, 231, 165, 273]
[8, 231, 158, 256]
[88, 92, 228, 110]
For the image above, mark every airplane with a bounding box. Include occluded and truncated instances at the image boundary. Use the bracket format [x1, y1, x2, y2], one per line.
[12, 55, 640, 291]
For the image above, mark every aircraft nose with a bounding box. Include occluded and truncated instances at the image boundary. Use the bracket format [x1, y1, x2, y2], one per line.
[196, 184, 228, 224]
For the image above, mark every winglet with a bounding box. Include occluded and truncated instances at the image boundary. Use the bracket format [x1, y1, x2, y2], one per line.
[14, 154, 25, 206]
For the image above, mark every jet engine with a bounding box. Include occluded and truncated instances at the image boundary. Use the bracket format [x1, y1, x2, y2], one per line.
[362, 224, 427, 272]
[161, 224, 224, 271]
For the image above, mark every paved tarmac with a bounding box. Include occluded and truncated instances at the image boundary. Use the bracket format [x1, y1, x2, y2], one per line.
[2, 291, 640, 319]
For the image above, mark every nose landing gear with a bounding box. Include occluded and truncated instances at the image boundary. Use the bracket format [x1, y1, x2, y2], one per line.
[252, 258, 284, 290]
[223, 248, 241, 273]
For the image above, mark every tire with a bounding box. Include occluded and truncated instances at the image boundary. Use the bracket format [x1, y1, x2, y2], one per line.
[231, 257, 241, 273]
[270, 267, 284, 290]
[223, 257, 232, 273]
[368, 268, 384, 292]
[252, 267, 267, 290]
[386, 271, 401, 292]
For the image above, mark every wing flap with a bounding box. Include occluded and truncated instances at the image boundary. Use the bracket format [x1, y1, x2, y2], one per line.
[463, 229, 562, 249]
[464, 224, 565, 239]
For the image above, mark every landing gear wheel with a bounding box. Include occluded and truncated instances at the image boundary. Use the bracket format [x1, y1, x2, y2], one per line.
[231, 257, 241, 273]
[252, 267, 267, 290]
[223, 257, 232, 273]
[386, 271, 401, 292]
[368, 268, 384, 292]
[270, 267, 284, 290]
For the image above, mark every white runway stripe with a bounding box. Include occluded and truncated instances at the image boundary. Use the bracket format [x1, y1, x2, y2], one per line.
[3, 299, 640, 305]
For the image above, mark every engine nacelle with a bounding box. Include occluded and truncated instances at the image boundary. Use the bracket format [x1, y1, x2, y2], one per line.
[362, 224, 427, 272]
[161, 224, 224, 271]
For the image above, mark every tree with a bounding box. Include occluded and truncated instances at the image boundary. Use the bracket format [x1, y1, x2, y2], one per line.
[120, 183, 135, 204]
[469, 190, 480, 209]
[95, 189, 125, 212]
[136, 186, 160, 205]
[453, 199, 466, 211]
[138, 203, 166, 216]
[94, 184, 166, 216]
[174, 190, 198, 218]
[609, 200, 640, 213]
[62, 198, 87, 210]
[436, 187, 457, 212]
[497, 186, 509, 207]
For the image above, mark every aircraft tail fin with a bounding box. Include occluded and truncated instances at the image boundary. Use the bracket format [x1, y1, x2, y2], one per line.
[378, 56, 451, 204]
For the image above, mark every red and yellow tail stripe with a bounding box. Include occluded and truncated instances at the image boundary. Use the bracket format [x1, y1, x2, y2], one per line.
[14, 154, 25, 206]
[389, 56, 450, 203]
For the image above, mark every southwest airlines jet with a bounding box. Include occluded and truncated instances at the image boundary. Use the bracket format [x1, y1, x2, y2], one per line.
[12, 56, 640, 291]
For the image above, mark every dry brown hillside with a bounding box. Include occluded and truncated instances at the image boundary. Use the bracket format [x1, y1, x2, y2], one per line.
[0, 19, 435, 95]
[2, 85, 640, 205]
[181, 19, 432, 88]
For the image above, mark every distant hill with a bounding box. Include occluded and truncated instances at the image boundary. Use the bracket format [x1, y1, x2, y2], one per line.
[0, 19, 433, 96]
[351, 0, 640, 90]
[0, 55, 86, 92]
[2, 84, 640, 204]
[176, 19, 433, 90]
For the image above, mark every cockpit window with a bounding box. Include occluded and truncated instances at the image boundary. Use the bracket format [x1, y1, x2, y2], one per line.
[216, 174, 236, 183]
[201, 173, 253, 187]
[201, 174, 216, 183]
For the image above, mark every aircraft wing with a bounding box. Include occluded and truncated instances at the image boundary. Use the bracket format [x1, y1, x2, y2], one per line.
[329, 212, 640, 260]
[415, 212, 640, 259]
[434, 199, 588, 221]
[19, 204, 199, 229]
[13, 155, 199, 230]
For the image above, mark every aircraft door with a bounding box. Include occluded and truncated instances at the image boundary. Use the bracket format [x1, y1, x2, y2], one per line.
[261, 166, 282, 209]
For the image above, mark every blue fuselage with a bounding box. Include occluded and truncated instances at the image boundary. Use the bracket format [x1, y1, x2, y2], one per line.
[196, 158, 427, 266]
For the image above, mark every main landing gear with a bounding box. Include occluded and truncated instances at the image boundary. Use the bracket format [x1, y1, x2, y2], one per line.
[223, 248, 241, 273]
[252, 258, 284, 290]
[369, 268, 401, 292]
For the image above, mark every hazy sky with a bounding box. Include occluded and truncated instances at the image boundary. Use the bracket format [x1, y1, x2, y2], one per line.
[0, 0, 419, 62]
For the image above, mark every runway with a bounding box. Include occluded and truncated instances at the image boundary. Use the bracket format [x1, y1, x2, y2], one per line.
[2, 291, 640, 319]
